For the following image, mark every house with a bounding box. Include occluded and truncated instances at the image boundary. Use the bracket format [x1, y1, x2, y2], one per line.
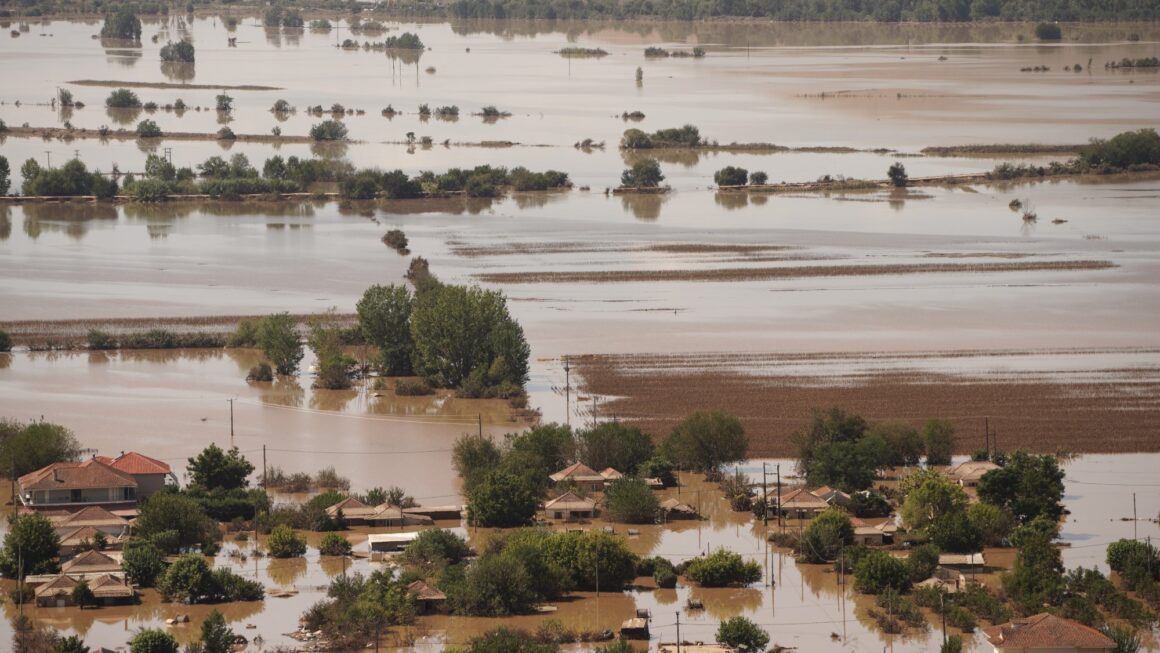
[939, 552, 985, 570]
[95, 451, 177, 497]
[407, 580, 447, 614]
[367, 505, 434, 528]
[400, 505, 462, 521]
[549, 463, 606, 493]
[543, 492, 597, 521]
[815, 485, 852, 507]
[850, 517, 896, 546]
[59, 526, 125, 556]
[62, 550, 122, 575]
[50, 506, 131, 539]
[659, 498, 698, 520]
[984, 613, 1115, 653]
[776, 488, 830, 519]
[88, 573, 136, 604]
[35, 575, 80, 607]
[324, 497, 380, 523]
[947, 460, 1001, 487]
[599, 467, 624, 482]
[18, 460, 137, 512]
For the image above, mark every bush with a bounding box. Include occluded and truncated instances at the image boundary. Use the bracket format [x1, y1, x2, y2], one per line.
[136, 120, 162, 138]
[217, 126, 236, 140]
[267, 524, 307, 558]
[395, 379, 433, 396]
[248, 363, 274, 382]
[854, 550, 911, 594]
[908, 543, 941, 582]
[106, 88, 141, 108]
[603, 477, 660, 523]
[685, 548, 761, 587]
[122, 539, 166, 587]
[159, 40, 194, 62]
[1036, 23, 1062, 40]
[1079, 129, 1160, 170]
[319, 533, 352, 556]
[714, 166, 749, 187]
[310, 120, 348, 141]
[383, 229, 408, 251]
[888, 162, 908, 187]
[101, 8, 143, 40]
[129, 629, 178, 653]
[620, 159, 664, 188]
[130, 178, 170, 202]
[87, 329, 116, 349]
[801, 507, 855, 563]
[749, 170, 769, 185]
[716, 616, 769, 652]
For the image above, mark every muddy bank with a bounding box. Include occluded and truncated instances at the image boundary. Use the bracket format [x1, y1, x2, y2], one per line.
[68, 79, 283, 91]
[920, 143, 1085, 157]
[476, 259, 1115, 284]
[2, 125, 326, 145]
[0, 313, 356, 346]
[574, 349, 1160, 457]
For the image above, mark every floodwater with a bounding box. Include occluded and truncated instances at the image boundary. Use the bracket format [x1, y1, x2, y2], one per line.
[0, 452, 1156, 652]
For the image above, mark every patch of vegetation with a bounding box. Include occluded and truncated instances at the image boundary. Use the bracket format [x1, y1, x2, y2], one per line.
[620, 158, 664, 188]
[1035, 22, 1062, 40]
[685, 548, 761, 587]
[20, 159, 117, 199]
[105, 88, 142, 108]
[100, 8, 142, 40]
[558, 47, 608, 57]
[310, 119, 349, 141]
[620, 124, 705, 149]
[159, 40, 194, 62]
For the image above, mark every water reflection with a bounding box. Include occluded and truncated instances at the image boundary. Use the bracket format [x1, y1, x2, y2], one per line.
[267, 557, 309, 587]
[19, 202, 118, 240]
[0, 206, 11, 240]
[160, 61, 196, 82]
[622, 149, 704, 168]
[619, 193, 668, 221]
[713, 191, 750, 211]
[509, 190, 569, 210]
[106, 106, 142, 126]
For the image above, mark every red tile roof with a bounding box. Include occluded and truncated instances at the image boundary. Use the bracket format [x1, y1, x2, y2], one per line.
[56, 506, 129, 528]
[105, 452, 171, 475]
[19, 459, 136, 491]
[984, 613, 1115, 650]
[549, 462, 605, 483]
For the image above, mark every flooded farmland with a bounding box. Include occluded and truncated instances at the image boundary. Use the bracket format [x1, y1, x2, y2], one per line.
[2, 11, 1160, 653]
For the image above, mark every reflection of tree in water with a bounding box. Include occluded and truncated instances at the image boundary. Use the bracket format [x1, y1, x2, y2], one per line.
[0, 205, 11, 240]
[387, 49, 423, 66]
[652, 587, 679, 606]
[689, 585, 763, 621]
[58, 104, 75, 125]
[87, 351, 112, 365]
[262, 377, 305, 409]
[0, 354, 10, 371]
[106, 106, 142, 126]
[103, 43, 142, 69]
[160, 61, 196, 82]
[510, 191, 568, 211]
[266, 556, 309, 587]
[310, 387, 359, 412]
[119, 349, 225, 365]
[215, 139, 237, 153]
[619, 193, 667, 221]
[310, 140, 349, 159]
[714, 191, 750, 211]
[622, 149, 704, 168]
[265, 26, 283, 48]
[283, 29, 302, 47]
[20, 203, 118, 240]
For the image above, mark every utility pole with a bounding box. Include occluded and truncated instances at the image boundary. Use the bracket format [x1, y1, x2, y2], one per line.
[940, 592, 947, 646]
[592, 395, 597, 426]
[44, 150, 51, 167]
[262, 444, 267, 489]
[563, 357, 571, 427]
[1134, 493, 1138, 540]
[762, 462, 769, 526]
[227, 398, 235, 447]
[984, 416, 990, 454]
[675, 611, 680, 653]
[477, 414, 482, 437]
[776, 464, 783, 533]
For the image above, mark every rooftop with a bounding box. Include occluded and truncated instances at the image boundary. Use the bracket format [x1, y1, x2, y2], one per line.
[984, 613, 1115, 650]
[549, 462, 605, 483]
[96, 451, 172, 475]
[20, 459, 136, 492]
[544, 491, 598, 511]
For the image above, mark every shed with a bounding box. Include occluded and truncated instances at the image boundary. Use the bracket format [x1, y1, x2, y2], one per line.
[939, 552, 985, 571]
[407, 580, 447, 614]
[620, 618, 650, 640]
[659, 498, 698, 520]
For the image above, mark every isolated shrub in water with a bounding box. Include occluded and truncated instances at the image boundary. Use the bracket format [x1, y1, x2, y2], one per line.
[267, 525, 306, 558]
[714, 166, 749, 187]
[136, 120, 162, 138]
[749, 170, 769, 185]
[106, 88, 141, 108]
[888, 162, 908, 187]
[309, 120, 348, 141]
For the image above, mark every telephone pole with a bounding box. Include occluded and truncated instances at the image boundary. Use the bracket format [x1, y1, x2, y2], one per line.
[776, 463, 783, 532]
[762, 462, 769, 526]
[227, 398, 235, 447]
[563, 357, 571, 427]
[262, 444, 267, 489]
[675, 611, 681, 653]
[477, 414, 482, 437]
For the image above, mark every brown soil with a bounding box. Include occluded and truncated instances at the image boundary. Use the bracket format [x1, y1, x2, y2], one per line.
[0, 313, 356, 346]
[920, 144, 1085, 157]
[476, 260, 1115, 284]
[68, 79, 283, 91]
[4, 125, 322, 144]
[575, 350, 1160, 457]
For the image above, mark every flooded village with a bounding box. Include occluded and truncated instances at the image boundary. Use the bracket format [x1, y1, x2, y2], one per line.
[1, 0, 1160, 652]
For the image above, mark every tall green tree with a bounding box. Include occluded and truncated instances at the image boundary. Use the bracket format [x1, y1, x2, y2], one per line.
[866, 420, 924, 466]
[0, 155, 10, 195]
[199, 609, 235, 653]
[356, 284, 414, 375]
[187, 443, 254, 490]
[0, 513, 61, 577]
[923, 419, 956, 465]
[977, 450, 1065, 524]
[256, 312, 303, 375]
[790, 407, 868, 479]
[800, 507, 854, 563]
[900, 474, 968, 531]
[716, 616, 770, 653]
[576, 422, 653, 473]
[504, 423, 575, 476]
[307, 309, 353, 390]
[100, 8, 142, 40]
[121, 538, 166, 587]
[130, 629, 178, 653]
[663, 411, 747, 473]
[603, 477, 659, 523]
[0, 418, 82, 476]
[135, 492, 218, 552]
[452, 433, 502, 494]
[467, 471, 538, 527]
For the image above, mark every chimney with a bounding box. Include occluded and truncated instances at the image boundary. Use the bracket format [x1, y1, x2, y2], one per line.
[53, 468, 61, 482]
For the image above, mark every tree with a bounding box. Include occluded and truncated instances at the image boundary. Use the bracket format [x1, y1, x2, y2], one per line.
[410, 284, 529, 390]
[929, 511, 982, 553]
[716, 616, 769, 653]
[159, 554, 212, 602]
[356, 284, 414, 375]
[308, 310, 354, 390]
[310, 120, 349, 141]
[603, 477, 660, 523]
[121, 538, 166, 586]
[159, 40, 195, 63]
[577, 422, 653, 474]
[0, 418, 82, 476]
[136, 120, 162, 138]
[0, 155, 10, 195]
[54, 634, 90, 653]
[967, 502, 1016, 546]
[1101, 624, 1142, 653]
[71, 579, 96, 609]
[803, 435, 891, 491]
[187, 443, 254, 490]
[401, 529, 470, 571]
[620, 158, 664, 188]
[0, 512, 61, 577]
[907, 543, 941, 582]
[199, 609, 235, 653]
[663, 411, 748, 473]
[800, 507, 854, 563]
[319, 533, 352, 556]
[105, 88, 141, 108]
[854, 550, 910, 594]
[267, 525, 307, 558]
[129, 629, 178, 653]
[749, 170, 769, 185]
[922, 419, 956, 465]
[686, 548, 761, 587]
[887, 162, 908, 187]
[468, 471, 538, 528]
[866, 420, 924, 467]
[900, 475, 968, 531]
[1003, 524, 1063, 611]
[135, 491, 218, 552]
[714, 166, 749, 187]
[101, 9, 142, 40]
[941, 635, 964, 653]
[460, 628, 556, 653]
[505, 424, 575, 478]
[790, 407, 867, 478]
[257, 312, 303, 375]
[452, 433, 502, 493]
[977, 450, 1065, 524]
[1035, 22, 1062, 40]
[215, 93, 233, 112]
[449, 556, 539, 616]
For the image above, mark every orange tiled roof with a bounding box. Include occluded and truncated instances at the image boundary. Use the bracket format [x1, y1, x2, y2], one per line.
[106, 452, 171, 475]
[550, 462, 605, 483]
[19, 460, 136, 491]
[984, 613, 1115, 650]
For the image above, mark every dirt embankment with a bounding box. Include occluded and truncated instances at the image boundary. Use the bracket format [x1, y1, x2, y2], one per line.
[68, 79, 283, 91]
[476, 260, 1115, 284]
[575, 351, 1160, 457]
[0, 313, 356, 347]
[3, 125, 324, 144]
[920, 144, 1085, 157]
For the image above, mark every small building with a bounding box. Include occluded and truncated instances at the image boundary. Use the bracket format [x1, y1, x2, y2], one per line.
[544, 492, 597, 521]
[599, 467, 624, 482]
[367, 505, 434, 528]
[407, 580, 447, 614]
[946, 460, 1001, 487]
[61, 550, 122, 575]
[18, 460, 138, 512]
[549, 462, 607, 493]
[850, 517, 896, 546]
[95, 451, 177, 497]
[58, 525, 125, 556]
[815, 485, 852, 507]
[939, 552, 986, 573]
[620, 618, 650, 640]
[984, 613, 1115, 653]
[88, 573, 136, 605]
[35, 575, 79, 607]
[51, 506, 131, 540]
[324, 497, 380, 524]
[776, 488, 830, 519]
[659, 498, 698, 520]
[401, 505, 462, 521]
[368, 532, 421, 553]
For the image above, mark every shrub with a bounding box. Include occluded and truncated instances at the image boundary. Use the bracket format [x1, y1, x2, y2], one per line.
[0, 330, 11, 352]
[395, 379, 433, 396]
[714, 166, 749, 187]
[1035, 23, 1062, 40]
[267, 524, 307, 558]
[129, 629, 178, 653]
[122, 539, 166, 587]
[854, 550, 911, 594]
[908, 543, 941, 582]
[87, 329, 116, 349]
[686, 548, 761, 587]
[136, 120, 162, 138]
[101, 8, 143, 40]
[800, 507, 854, 563]
[217, 126, 236, 140]
[106, 88, 141, 108]
[716, 616, 769, 652]
[319, 533, 352, 556]
[749, 170, 769, 185]
[620, 159, 664, 188]
[159, 40, 194, 62]
[272, 99, 292, 113]
[888, 162, 908, 187]
[383, 229, 408, 251]
[603, 477, 660, 523]
[248, 363, 274, 382]
[130, 178, 170, 202]
[310, 120, 348, 141]
[1079, 129, 1160, 170]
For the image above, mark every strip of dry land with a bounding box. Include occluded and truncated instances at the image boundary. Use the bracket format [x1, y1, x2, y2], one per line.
[475, 260, 1115, 284]
[0, 313, 357, 347]
[68, 79, 283, 91]
[575, 350, 1160, 457]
